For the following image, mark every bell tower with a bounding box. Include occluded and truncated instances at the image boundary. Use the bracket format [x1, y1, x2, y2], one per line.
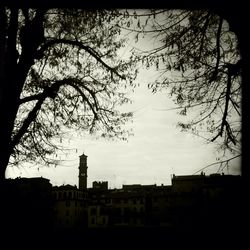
[78, 153, 88, 190]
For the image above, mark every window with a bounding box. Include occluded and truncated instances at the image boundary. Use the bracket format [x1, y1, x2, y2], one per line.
[66, 200, 70, 207]
[91, 217, 96, 224]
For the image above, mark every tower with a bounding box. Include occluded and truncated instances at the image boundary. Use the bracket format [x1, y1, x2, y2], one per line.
[78, 153, 88, 190]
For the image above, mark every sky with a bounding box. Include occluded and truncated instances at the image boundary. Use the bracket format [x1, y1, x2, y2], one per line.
[5, 67, 241, 188]
[5, 10, 241, 188]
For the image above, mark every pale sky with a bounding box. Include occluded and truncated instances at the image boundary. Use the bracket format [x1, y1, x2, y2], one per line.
[5, 68, 241, 188]
[5, 11, 241, 188]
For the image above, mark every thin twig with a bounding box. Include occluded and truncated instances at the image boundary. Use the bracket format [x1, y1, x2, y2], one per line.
[193, 154, 241, 175]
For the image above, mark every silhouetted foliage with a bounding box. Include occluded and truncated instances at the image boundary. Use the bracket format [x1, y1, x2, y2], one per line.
[118, 9, 241, 161]
[0, 8, 137, 176]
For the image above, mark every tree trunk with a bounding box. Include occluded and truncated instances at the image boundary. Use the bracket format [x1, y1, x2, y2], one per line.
[0, 7, 7, 180]
[0, 8, 46, 181]
[0, 8, 20, 181]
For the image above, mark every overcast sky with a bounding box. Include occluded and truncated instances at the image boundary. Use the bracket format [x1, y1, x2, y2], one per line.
[6, 67, 241, 188]
[5, 11, 241, 188]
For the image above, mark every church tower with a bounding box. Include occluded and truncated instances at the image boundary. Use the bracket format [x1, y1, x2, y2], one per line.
[78, 153, 88, 190]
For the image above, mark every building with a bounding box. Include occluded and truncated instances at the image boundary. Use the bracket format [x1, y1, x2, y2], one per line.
[4, 154, 241, 235]
[52, 184, 88, 230]
[2, 152, 243, 249]
[1, 177, 53, 234]
[92, 181, 108, 190]
[78, 153, 88, 190]
[83, 172, 242, 231]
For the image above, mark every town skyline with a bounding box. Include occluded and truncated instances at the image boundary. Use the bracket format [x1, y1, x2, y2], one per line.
[6, 75, 241, 189]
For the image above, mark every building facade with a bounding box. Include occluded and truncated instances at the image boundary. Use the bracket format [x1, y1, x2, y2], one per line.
[5, 154, 242, 235]
[52, 185, 88, 230]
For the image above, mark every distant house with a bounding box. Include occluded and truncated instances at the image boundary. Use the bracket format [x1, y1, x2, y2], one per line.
[52, 184, 88, 230]
[3, 154, 242, 237]
[87, 181, 111, 228]
[2, 177, 53, 233]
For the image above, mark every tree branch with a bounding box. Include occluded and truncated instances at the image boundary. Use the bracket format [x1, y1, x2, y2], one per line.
[73, 81, 99, 111]
[189, 94, 223, 126]
[193, 154, 241, 175]
[66, 82, 99, 120]
[210, 17, 223, 82]
[211, 65, 232, 143]
[221, 66, 233, 133]
[225, 120, 236, 145]
[17, 77, 101, 145]
[11, 93, 47, 150]
[198, 12, 211, 60]
[229, 96, 241, 116]
[19, 93, 44, 104]
[37, 38, 125, 79]
[11, 84, 60, 149]
[119, 9, 167, 18]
